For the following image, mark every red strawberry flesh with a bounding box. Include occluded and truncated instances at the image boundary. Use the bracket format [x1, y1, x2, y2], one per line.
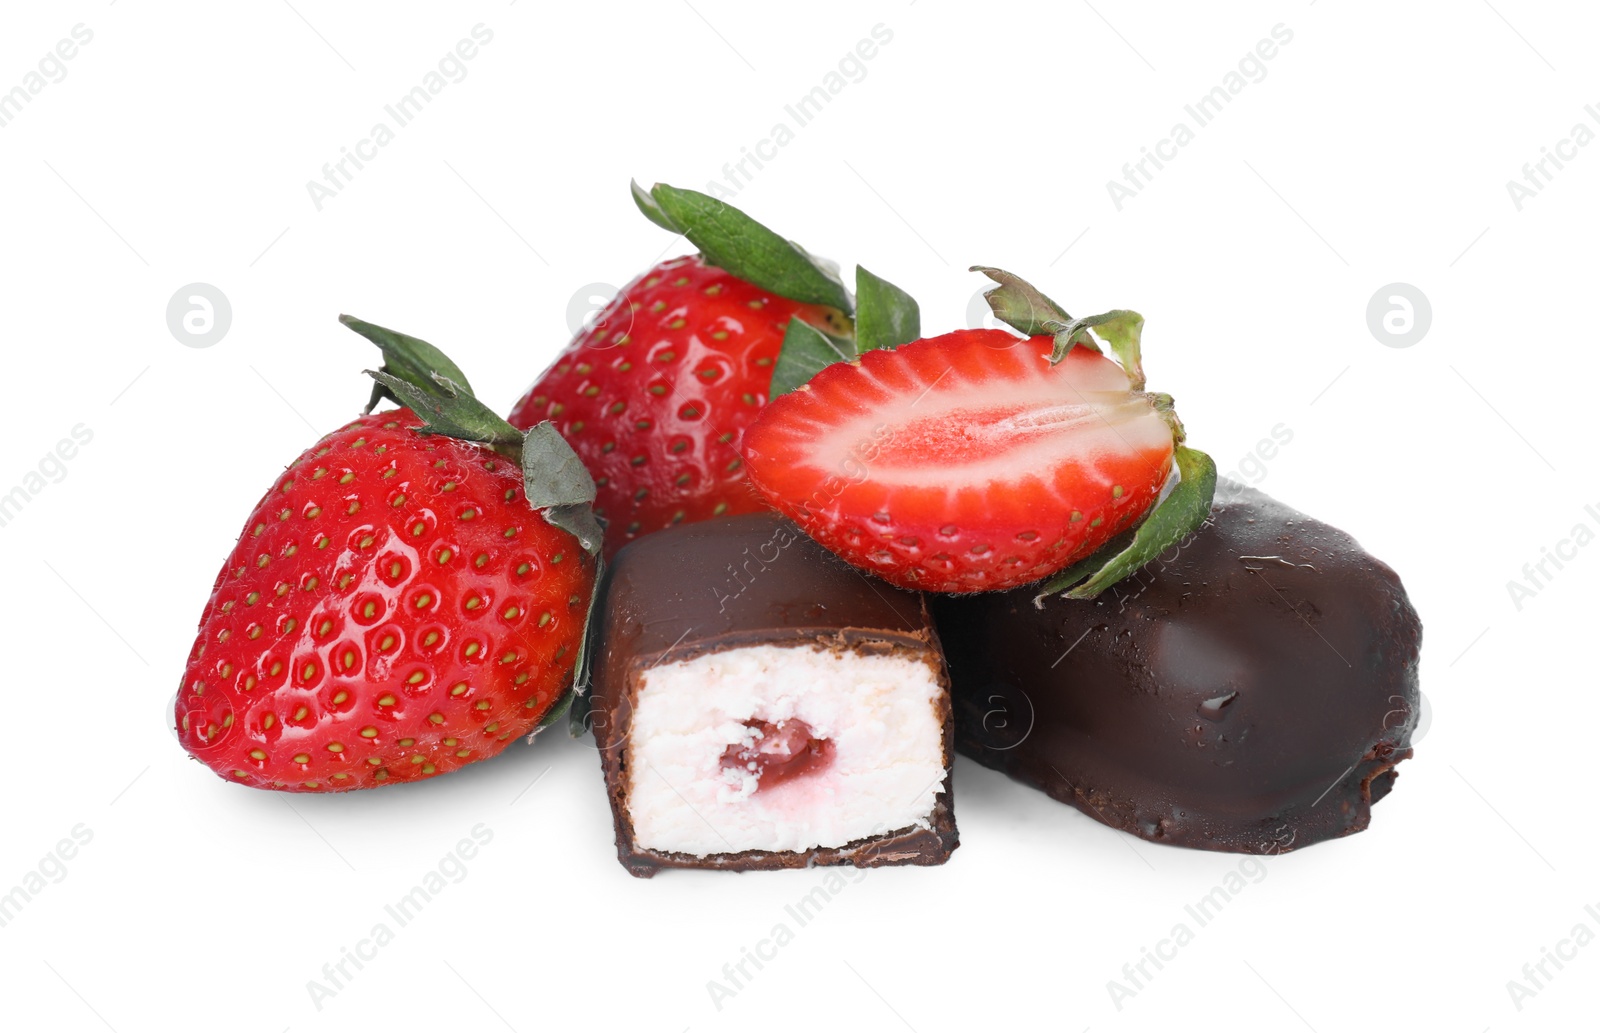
[741, 329, 1176, 593]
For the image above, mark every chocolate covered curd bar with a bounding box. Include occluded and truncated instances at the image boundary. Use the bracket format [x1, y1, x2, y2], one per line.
[935, 484, 1422, 854]
[588, 513, 957, 877]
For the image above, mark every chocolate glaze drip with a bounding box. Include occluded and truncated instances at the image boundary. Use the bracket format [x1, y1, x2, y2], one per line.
[934, 484, 1422, 854]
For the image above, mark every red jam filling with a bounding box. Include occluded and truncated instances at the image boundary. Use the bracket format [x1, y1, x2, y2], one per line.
[719, 719, 834, 791]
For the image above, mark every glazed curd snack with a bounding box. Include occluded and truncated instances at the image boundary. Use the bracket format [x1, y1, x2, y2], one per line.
[935, 483, 1423, 854]
[586, 513, 957, 877]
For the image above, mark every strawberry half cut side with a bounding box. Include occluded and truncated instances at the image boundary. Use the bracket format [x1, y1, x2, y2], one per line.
[741, 268, 1217, 596]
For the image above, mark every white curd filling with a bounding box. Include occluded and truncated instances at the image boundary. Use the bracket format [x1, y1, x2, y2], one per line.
[625, 643, 947, 856]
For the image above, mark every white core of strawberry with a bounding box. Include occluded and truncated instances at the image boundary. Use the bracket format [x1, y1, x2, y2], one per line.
[986, 395, 1152, 435]
[624, 644, 947, 857]
[805, 356, 1172, 489]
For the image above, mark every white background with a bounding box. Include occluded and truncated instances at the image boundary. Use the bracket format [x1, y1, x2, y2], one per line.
[1, 1, 1595, 1030]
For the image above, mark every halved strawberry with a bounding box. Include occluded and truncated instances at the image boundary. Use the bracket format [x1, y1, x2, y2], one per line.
[741, 329, 1170, 591]
[741, 268, 1216, 596]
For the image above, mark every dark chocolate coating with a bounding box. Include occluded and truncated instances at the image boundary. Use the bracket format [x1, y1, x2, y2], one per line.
[588, 513, 958, 877]
[934, 484, 1422, 854]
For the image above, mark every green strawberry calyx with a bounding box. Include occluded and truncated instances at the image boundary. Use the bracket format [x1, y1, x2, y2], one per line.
[631, 180, 923, 397]
[967, 267, 1218, 603]
[340, 315, 604, 729]
[1031, 446, 1218, 604]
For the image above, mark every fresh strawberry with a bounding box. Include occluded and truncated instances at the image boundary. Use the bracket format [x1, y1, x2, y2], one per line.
[741, 269, 1217, 596]
[507, 181, 914, 558]
[507, 254, 844, 556]
[175, 320, 601, 792]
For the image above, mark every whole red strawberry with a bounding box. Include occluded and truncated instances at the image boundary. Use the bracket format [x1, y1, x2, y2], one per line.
[175, 320, 601, 791]
[507, 182, 889, 558]
[741, 268, 1217, 598]
[507, 254, 843, 555]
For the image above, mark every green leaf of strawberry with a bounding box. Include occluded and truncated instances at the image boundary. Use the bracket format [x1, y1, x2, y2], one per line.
[970, 266, 1098, 352]
[519, 421, 602, 556]
[365, 368, 522, 449]
[638, 181, 855, 313]
[769, 265, 920, 397]
[855, 265, 921, 354]
[1032, 445, 1217, 602]
[770, 315, 855, 398]
[1051, 309, 1145, 383]
[341, 314, 476, 413]
[557, 548, 610, 735]
[630, 178, 683, 233]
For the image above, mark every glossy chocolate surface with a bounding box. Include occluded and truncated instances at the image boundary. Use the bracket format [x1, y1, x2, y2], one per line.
[935, 484, 1422, 854]
[588, 513, 958, 876]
